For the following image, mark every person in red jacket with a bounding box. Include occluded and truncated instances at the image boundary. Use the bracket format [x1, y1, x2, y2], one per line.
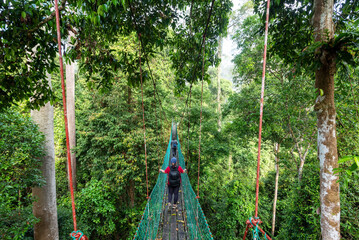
[160, 157, 187, 209]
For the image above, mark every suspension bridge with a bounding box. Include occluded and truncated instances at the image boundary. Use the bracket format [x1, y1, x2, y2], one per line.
[52, 0, 273, 238]
[133, 124, 213, 240]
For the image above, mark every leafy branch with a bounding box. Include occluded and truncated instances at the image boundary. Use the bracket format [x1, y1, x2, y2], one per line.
[28, 0, 68, 34]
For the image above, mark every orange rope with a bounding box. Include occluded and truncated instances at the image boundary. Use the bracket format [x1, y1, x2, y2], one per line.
[55, 1, 88, 239]
[54, 0, 77, 231]
[243, 0, 272, 238]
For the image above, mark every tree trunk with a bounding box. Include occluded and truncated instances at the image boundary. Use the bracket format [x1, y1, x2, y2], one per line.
[297, 138, 313, 182]
[127, 86, 132, 109]
[217, 36, 222, 131]
[31, 73, 59, 240]
[297, 157, 305, 182]
[66, 32, 76, 190]
[288, 125, 315, 182]
[272, 143, 280, 236]
[228, 152, 233, 180]
[312, 0, 340, 238]
[129, 179, 135, 208]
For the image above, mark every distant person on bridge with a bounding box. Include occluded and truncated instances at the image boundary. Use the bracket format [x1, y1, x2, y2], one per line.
[171, 139, 178, 157]
[160, 157, 186, 209]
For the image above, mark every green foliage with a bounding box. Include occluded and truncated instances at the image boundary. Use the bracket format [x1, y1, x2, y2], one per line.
[57, 206, 74, 240]
[1, 0, 231, 110]
[223, 2, 359, 239]
[198, 138, 274, 239]
[340, 172, 359, 239]
[0, 0, 58, 109]
[0, 109, 45, 239]
[276, 160, 321, 239]
[253, 0, 359, 66]
[74, 179, 117, 237]
[54, 43, 176, 238]
[232, 13, 263, 85]
[335, 59, 359, 176]
[3, 0, 358, 238]
[336, 156, 359, 176]
[169, 0, 233, 92]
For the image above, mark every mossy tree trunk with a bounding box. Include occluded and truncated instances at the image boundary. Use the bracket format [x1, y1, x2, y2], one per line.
[312, 0, 340, 238]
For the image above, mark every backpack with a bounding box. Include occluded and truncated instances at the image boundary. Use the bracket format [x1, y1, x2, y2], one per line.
[172, 141, 177, 149]
[169, 166, 181, 187]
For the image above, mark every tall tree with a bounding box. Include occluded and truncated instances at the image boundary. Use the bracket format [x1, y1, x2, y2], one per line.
[66, 32, 77, 190]
[312, 0, 340, 237]
[251, 0, 359, 237]
[271, 143, 279, 236]
[31, 73, 59, 240]
[217, 37, 222, 131]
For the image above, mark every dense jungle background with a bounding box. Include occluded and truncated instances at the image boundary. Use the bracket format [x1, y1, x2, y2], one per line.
[1, 0, 358, 239]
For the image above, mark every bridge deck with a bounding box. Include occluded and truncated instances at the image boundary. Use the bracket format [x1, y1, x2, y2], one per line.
[157, 129, 187, 240]
[157, 184, 187, 240]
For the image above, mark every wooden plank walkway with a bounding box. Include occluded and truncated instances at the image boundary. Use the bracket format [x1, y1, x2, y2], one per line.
[157, 184, 187, 240]
[157, 133, 187, 239]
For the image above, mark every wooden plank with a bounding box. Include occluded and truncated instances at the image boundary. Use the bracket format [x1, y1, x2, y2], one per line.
[177, 185, 187, 240]
[170, 206, 178, 240]
[177, 207, 186, 240]
[177, 188, 183, 210]
[162, 187, 170, 240]
[158, 174, 190, 240]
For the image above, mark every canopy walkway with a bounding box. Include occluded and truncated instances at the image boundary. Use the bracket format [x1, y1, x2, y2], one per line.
[52, 0, 273, 238]
[133, 124, 213, 240]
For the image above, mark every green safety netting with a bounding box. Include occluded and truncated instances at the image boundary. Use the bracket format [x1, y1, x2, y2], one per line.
[249, 218, 268, 240]
[133, 131, 172, 240]
[177, 134, 213, 240]
[133, 126, 213, 239]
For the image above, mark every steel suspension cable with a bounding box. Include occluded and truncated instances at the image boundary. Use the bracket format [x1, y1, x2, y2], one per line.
[179, 0, 215, 133]
[138, 33, 150, 199]
[179, 83, 193, 123]
[197, 0, 216, 198]
[145, 61, 161, 168]
[154, 98, 161, 169]
[145, 59, 168, 123]
[128, 0, 169, 138]
[197, 53, 204, 198]
[145, 60, 168, 161]
[186, 85, 193, 166]
[178, 83, 193, 140]
[243, 0, 272, 238]
[54, 1, 87, 239]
